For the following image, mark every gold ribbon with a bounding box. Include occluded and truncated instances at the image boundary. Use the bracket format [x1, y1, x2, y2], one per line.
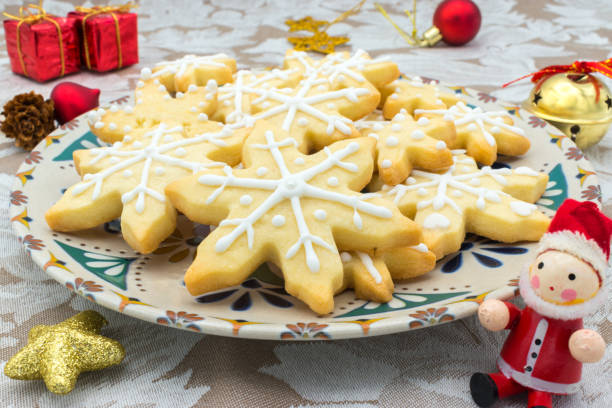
[74, 3, 137, 70]
[3, 2, 65, 77]
[374, 0, 420, 45]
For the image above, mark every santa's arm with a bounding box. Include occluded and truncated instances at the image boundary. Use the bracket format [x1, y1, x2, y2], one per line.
[569, 329, 605, 363]
[478, 299, 521, 331]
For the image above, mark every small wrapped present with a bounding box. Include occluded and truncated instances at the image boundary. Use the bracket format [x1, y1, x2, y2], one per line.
[68, 4, 138, 72]
[3, 4, 80, 82]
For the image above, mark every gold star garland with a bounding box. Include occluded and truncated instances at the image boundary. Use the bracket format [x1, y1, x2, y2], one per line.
[285, 0, 365, 54]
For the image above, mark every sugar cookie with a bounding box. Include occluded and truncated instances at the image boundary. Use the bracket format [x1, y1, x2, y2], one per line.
[415, 102, 531, 165]
[356, 109, 455, 185]
[384, 153, 549, 259]
[213, 68, 300, 124]
[88, 79, 218, 144]
[382, 77, 462, 118]
[166, 121, 420, 314]
[149, 54, 236, 93]
[46, 122, 248, 253]
[284, 49, 399, 91]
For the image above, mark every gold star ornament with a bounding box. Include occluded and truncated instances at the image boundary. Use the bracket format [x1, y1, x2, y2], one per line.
[4, 310, 125, 394]
[285, 0, 365, 54]
[288, 31, 349, 54]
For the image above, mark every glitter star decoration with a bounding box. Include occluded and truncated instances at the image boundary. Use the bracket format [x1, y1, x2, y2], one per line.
[285, 0, 365, 54]
[4, 310, 125, 394]
[287, 30, 349, 54]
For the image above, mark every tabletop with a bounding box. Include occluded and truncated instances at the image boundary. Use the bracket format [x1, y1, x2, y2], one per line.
[0, 1, 611, 407]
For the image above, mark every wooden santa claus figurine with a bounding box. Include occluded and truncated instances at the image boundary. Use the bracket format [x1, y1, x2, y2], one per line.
[470, 199, 611, 408]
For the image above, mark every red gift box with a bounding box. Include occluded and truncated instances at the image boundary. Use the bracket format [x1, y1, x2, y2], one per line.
[68, 5, 138, 72]
[3, 6, 80, 82]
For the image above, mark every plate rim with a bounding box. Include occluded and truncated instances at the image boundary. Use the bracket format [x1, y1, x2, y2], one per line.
[9, 85, 601, 341]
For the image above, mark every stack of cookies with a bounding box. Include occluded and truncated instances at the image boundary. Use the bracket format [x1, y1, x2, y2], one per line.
[45, 50, 551, 315]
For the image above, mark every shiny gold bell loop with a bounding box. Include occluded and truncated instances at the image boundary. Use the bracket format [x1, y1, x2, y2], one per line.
[522, 73, 612, 150]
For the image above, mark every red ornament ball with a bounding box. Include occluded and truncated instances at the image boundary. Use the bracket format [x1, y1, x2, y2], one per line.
[50, 82, 100, 125]
[433, 0, 481, 46]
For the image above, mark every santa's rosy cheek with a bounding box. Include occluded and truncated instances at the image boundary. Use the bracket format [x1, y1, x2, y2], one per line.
[531, 275, 540, 289]
[561, 288, 577, 302]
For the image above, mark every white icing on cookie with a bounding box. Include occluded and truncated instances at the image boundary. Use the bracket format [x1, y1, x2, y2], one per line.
[411, 130, 425, 140]
[314, 209, 327, 220]
[152, 54, 230, 79]
[72, 123, 231, 214]
[417, 117, 430, 126]
[386, 154, 541, 229]
[386, 136, 399, 147]
[356, 251, 382, 283]
[423, 213, 450, 229]
[340, 251, 352, 262]
[272, 214, 286, 227]
[510, 201, 536, 216]
[411, 243, 429, 253]
[287, 49, 391, 85]
[415, 102, 525, 147]
[198, 131, 392, 272]
[240, 194, 253, 206]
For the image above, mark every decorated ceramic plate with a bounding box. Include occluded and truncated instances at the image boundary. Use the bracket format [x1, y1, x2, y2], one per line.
[10, 83, 601, 340]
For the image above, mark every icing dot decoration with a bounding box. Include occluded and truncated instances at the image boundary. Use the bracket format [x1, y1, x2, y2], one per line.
[272, 214, 286, 227]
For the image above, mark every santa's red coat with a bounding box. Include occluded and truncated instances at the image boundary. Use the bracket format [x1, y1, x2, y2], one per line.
[496, 302, 583, 394]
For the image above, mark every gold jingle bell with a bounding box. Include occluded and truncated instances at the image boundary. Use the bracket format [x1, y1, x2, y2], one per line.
[523, 73, 612, 150]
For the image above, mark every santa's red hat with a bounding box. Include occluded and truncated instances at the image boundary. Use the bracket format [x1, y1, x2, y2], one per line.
[520, 199, 612, 320]
[539, 199, 612, 282]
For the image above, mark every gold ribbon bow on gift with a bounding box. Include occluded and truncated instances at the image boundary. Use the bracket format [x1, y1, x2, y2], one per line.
[3, 1, 65, 78]
[74, 3, 137, 70]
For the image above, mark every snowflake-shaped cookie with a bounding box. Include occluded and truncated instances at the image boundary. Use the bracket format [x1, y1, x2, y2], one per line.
[242, 68, 379, 152]
[150, 54, 236, 92]
[88, 78, 218, 143]
[284, 49, 399, 90]
[356, 110, 455, 185]
[384, 153, 550, 259]
[213, 68, 300, 124]
[382, 77, 462, 119]
[340, 243, 436, 302]
[166, 122, 420, 314]
[415, 102, 531, 166]
[46, 123, 248, 253]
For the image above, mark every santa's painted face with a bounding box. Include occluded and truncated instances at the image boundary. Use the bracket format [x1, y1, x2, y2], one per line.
[529, 250, 600, 305]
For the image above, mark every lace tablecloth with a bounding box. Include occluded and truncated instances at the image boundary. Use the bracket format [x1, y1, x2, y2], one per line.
[1, 1, 610, 407]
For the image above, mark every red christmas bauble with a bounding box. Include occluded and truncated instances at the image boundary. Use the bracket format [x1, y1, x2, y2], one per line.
[50, 82, 100, 125]
[433, 0, 481, 46]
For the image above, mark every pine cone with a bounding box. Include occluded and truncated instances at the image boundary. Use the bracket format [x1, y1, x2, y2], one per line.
[1, 92, 56, 151]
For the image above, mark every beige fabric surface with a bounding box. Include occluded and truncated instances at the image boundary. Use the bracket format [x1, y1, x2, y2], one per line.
[0, 1, 611, 407]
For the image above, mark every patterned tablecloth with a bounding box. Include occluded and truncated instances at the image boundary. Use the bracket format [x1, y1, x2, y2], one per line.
[1, 1, 611, 407]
